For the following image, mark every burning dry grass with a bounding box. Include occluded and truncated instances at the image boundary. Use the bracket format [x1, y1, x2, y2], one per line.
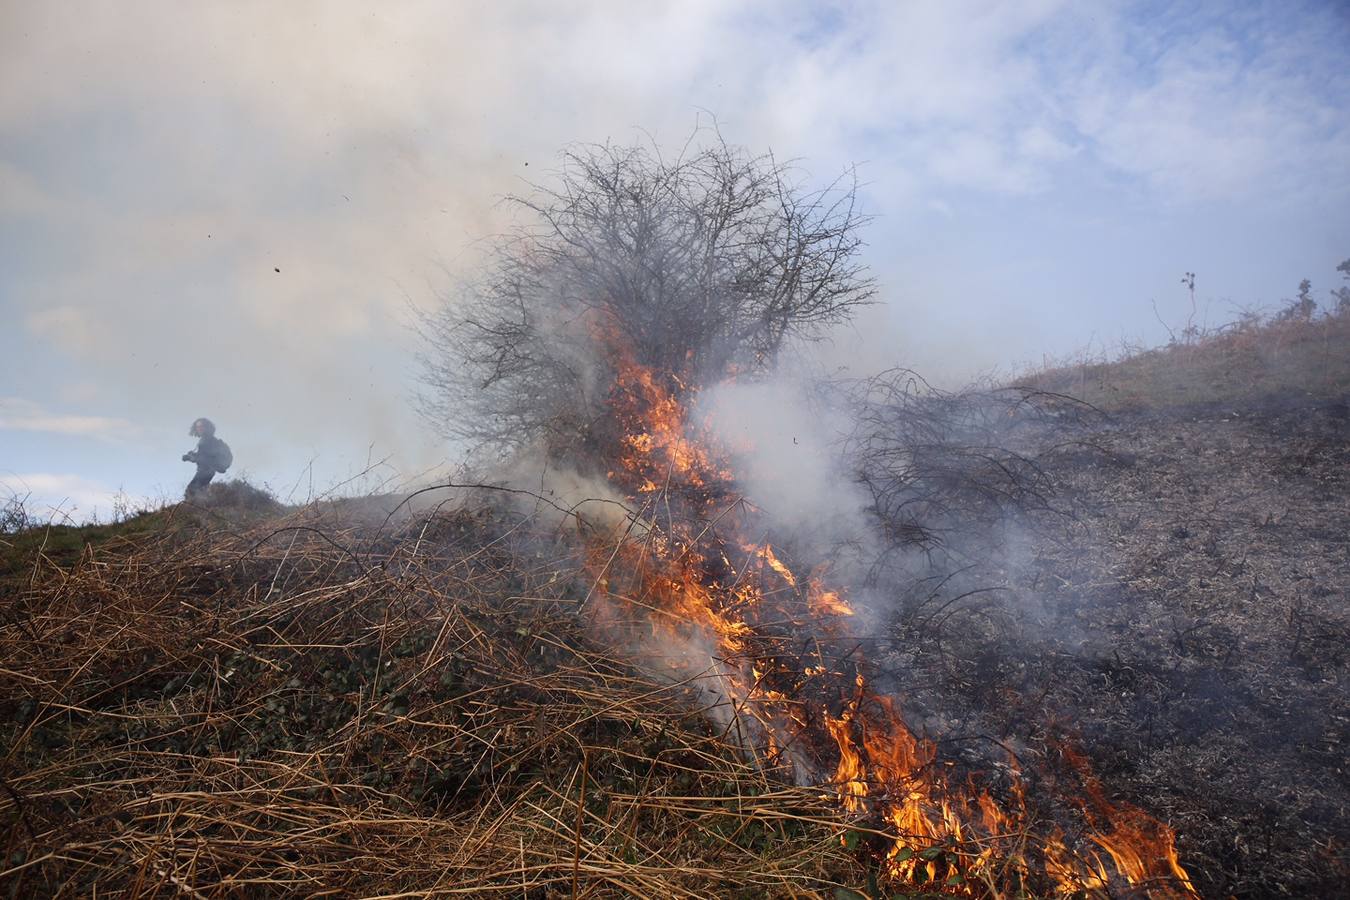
[12, 309, 1335, 897]
[570, 345, 1199, 898]
[0, 503, 867, 898]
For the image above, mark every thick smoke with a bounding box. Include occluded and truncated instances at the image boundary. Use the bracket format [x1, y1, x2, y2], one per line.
[493, 446, 639, 539]
[695, 376, 882, 583]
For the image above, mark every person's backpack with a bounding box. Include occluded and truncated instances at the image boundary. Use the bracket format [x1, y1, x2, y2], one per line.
[215, 440, 233, 473]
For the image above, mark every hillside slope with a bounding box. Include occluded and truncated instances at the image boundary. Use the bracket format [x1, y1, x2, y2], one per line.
[991, 313, 1349, 894]
[981, 395, 1348, 895]
[2, 316, 1347, 897]
[0, 499, 866, 897]
[1014, 310, 1350, 414]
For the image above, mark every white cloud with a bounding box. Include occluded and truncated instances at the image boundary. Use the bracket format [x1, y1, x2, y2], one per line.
[1058, 4, 1350, 201]
[925, 130, 1046, 194]
[1017, 126, 1077, 163]
[57, 380, 105, 405]
[0, 397, 140, 442]
[926, 198, 955, 219]
[25, 306, 97, 355]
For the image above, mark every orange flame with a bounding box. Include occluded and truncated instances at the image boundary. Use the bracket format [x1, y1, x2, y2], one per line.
[583, 334, 1195, 897]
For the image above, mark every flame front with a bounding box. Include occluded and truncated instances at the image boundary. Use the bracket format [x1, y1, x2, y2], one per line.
[582, 334, 1195, 897]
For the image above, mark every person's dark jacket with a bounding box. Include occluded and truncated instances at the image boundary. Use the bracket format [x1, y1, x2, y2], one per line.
[186, 435, 232, 473]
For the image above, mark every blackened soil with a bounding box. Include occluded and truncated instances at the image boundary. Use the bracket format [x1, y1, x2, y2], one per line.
[889, 396, 1349, 897]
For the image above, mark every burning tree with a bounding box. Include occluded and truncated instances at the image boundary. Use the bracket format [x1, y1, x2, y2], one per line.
[417, 131, 874, 461]
[414, 134, 1197, 896]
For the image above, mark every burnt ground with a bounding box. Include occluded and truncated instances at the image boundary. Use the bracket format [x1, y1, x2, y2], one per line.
[889, 394, 1349, 896]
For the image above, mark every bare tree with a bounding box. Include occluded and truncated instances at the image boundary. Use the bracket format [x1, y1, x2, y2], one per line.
[417, 131, 875, 461]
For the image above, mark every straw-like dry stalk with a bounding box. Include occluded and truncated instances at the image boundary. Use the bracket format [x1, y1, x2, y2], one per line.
[1, 502, 867, 898]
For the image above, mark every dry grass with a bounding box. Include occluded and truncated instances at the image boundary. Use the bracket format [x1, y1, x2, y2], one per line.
[0, 501, 866, 898]
[1014, 309, 1350, 413]
[13, 310, 1342, 897]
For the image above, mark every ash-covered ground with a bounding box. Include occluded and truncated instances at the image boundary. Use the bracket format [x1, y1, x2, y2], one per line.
[885, 393, 1349, 896]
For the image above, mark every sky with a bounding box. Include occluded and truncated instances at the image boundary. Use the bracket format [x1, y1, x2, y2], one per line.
[2, 0, 1349, 522]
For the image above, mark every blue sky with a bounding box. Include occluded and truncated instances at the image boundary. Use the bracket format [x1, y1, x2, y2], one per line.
[2, 0, 1348, 521]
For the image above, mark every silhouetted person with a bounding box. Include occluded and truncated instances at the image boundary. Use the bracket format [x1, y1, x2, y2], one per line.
[182, 417, 232, 500]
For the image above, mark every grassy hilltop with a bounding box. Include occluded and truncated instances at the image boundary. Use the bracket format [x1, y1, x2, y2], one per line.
[2, 310, 1347, 898]
[1014, 306, 1350, 413]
